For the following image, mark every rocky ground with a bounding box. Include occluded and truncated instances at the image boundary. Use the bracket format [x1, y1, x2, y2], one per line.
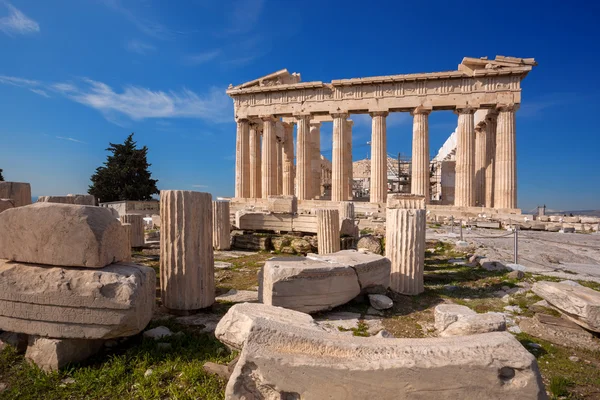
[1, 233, 600, 399]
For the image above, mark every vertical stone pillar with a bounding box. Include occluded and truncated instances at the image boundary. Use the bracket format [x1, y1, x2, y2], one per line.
[0, 182, 32, 207]
[120, 214, 144, 247]
[235, 119, 250, 198]
[261, 116, 277, 199]
[282, 122, 295, 196]
[454, 107, 476, 207]
[385, 205, 426, 295]
[121, 223, 132, 262]
[160, 190, 214, 312]
[370, 111, 388, 204]
[411, 107, 431, 203]
[295, 114, 312, 200]
[316, 209, 340, 254]
[310, 122, 321, 199]
[474, 122, 487, 207]
[339, 201, 355, 221]
[276, 140, 283, 195]
[212, 200, 231, 251]
[249, 123, 261, 199]
[345, 120, 354, 200]
[339, 201, 357, 238]
[331, 112, 349, 202]
[485, 111, 498, 208]
[494, 104, 518, 209]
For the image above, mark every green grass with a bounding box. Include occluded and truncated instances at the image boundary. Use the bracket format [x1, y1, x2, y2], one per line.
[338, 321, 370, 337]
[0, 320, 234, 400]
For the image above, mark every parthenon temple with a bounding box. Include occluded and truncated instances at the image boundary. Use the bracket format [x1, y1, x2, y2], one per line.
[227, 55, 537, 213]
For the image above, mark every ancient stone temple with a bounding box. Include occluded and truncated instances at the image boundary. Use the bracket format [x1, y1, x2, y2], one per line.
[227, 56, 536, 213]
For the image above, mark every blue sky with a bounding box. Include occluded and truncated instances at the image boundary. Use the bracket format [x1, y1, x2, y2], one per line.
[0, 0, 598, 212]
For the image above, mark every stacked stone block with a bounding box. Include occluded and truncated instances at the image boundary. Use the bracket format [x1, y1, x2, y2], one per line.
[212, 200, 231, 251]
[120, 214, 145, 247]
[316, 209, 340, 254]
[0, 203, 155, 371]
[0, 181, 32, 208]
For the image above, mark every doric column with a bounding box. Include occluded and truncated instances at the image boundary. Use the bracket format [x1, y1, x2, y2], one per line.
[485, 111, 498, 208]
[410, 107, 431, 203]
[276, 139, 283, 195]
[494, 104, 519, 209]
[212, 200, 230, 250]
[235, 119, 250, 198]
[295, 114, 312, 200]
[120, 214, 144, 247]
[345, 120, 354, 200]
[282, 122, 295, 196]
[474, 122, 487, 207]
[331, 113, 349, 202]
[370, 111, 388, 204]
[249, 123, 261, 199]
[454, 107, 476, 207]
[316, 209, 340, 254]
[310, 122, 321, 199]
[160, 190, 214, 312]
[261, 116, 277, 198]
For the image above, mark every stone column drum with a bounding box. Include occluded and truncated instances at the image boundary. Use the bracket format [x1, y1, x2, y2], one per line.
[261, 116, 278, 199]
[310, 122, 321, 199]
[276, 139, 283, 195]
[485, 111, 498, 208]
[296, 115, 312, 200]
[331, 113, 349, 202]
[120, 214, 144, 247]
[385, 206, 426, 295]
[235, 119, 250, 198]
[494, 104, 518, 209]
[474, 122, 487, 207]
[339, 201, 354, 222]
[282, 123, 295, 196]
[411, 107, 431, 203]
[212, 200, 231, 251]
[370, 112, 388, 204]
[160, 190, 215, 312]
[121, 223, 132, 262]
[454, 107, 476, 207]
[316, 209, 340, 255]
[345, 120, 354, 200]
[249, 123, 261, 199]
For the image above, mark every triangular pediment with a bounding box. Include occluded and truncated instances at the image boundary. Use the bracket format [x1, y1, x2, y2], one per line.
[230, 69, 301, 90]
[459, 55, 537, 75]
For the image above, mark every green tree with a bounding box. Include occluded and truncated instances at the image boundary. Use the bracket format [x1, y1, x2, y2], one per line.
[88, 133, 159, 203]
[0, 168, 4, 181]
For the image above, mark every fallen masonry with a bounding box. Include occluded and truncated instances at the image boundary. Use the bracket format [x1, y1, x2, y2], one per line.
[0, 181, 32, 208]
[223, 315, 546, 399]
[259, 250, 390, 313]
[434, 304, 506, 337]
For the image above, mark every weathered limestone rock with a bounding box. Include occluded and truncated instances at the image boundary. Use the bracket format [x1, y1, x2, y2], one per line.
[290, 238, 311, 254]
[0, 261, 155, 339]
[37, 194, 95, 206]
[267, 195, 297, 214]
[519, 313, 600, 351]
[357, 235, 383, 254]
[369, 294, 393, 310]
[435, 304, 506, 337]
[226, 318, 546, 399]
[316, 209, 340, 254]
[0, 182, 31, 207]
[339, 201, 358, 238]
[25, 336, 104, 371]
[120, 214, 144, 247]
[0, 198, 14, 214]
[212, 201, 231, 250]
[532, 281, 600, 332]
[261, 251, 390, 313]
[215, 303, 321, 350]
[232, 234, 271, 251]
[160, 191, 215, 312]
[386, 207, 426, 295]
[0, 203, 129, 268]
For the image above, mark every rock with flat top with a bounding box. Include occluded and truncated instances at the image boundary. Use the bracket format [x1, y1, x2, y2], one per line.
[0, 203, 129, 268]
[434, 304, 506, 336]
[25, 336, 104, 371]
[519, 313, 600, 351]
[143, 326, 173, 340]
[532, 281, 600, 332]
[368, 294, 393, 310]
[0, 182, 31, 207]
[226, 317, 546, 399]
[357, 235, 382, 254]
[0, 261, 155, 339]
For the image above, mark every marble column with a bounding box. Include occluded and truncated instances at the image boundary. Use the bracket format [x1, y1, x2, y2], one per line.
[120, 214, 144, 247]
[494, 104, 518, 209]
[212, 200, 230, 251]
[235, 119, 250, 198]
[261, 116, 277, 198]
[410, 107, 431, 203]
[282, 122, 295, 196]
[295, 115, 312, 200]
[454, 107, 476, 207]
[345, 120, 354, 200]
[276, 139, 283, 195]
[160, 190, 214, 312]
[370, 111, 388, 204]
[331, 113, 349, 202]
[317, 209, 340, 254]
[474, 122, 487, 207]
[310, 122, 321, 199]
[249, 123, 261, 199]
[485, 111, 498, 208]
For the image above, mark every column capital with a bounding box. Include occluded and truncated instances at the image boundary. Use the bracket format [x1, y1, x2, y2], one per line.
[294, 113, 311, 122]
[331, 112, 349, 119]
[345, 119, 354, 127]
[454, 106, 476, 115]
[369, 111, 389, 117]
[496, 103, 520, 113]
[260, 115, 277, 122]
[475, 124, 486, 133]
[235, 117, 250, 123]
[410, 106, 432, 116]
[485, 109, 499, 123]
[309, 121, 321, 128]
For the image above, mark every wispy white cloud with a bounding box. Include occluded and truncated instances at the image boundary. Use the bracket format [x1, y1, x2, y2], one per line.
[56, 136, 86, 144]
[30, 88, 49, 97]
[0, 1, 39, 36]
[125, 39, 156, 55]
[183, 50, 221, 66]
[0, 74, 233, 124]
